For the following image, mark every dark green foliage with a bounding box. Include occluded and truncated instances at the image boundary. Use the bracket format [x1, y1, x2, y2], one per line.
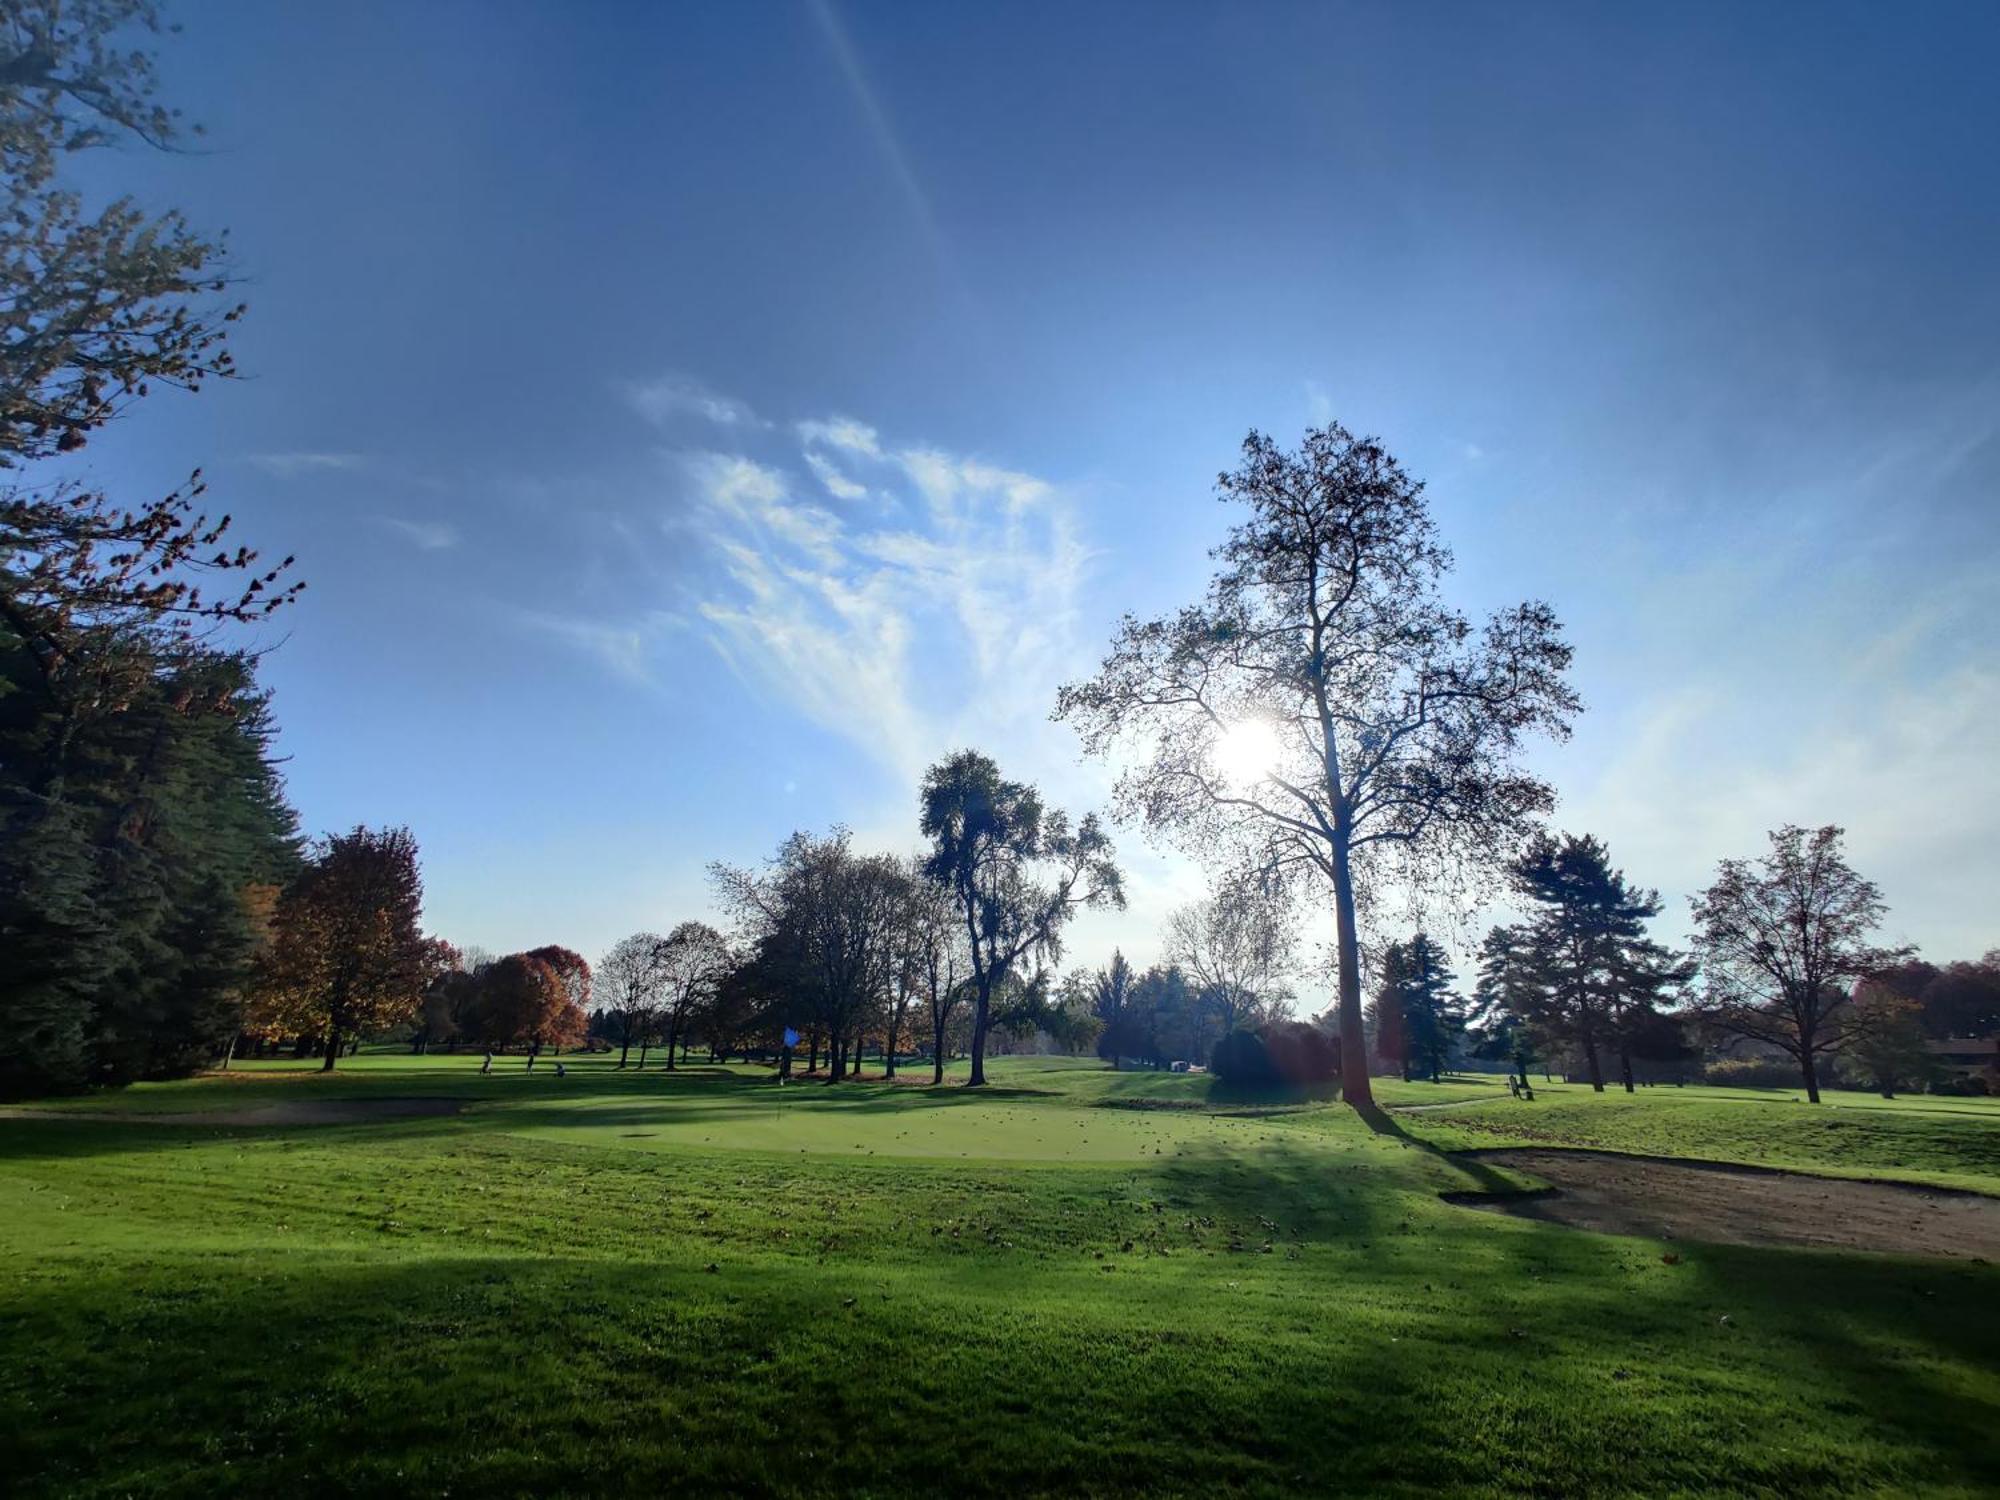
[0, 642, 298, 1094]
[1477, 833, 1689, 1094]
[0, 796, 107, 1093]
[1375, 934, 1464, 1083]
[1209, 1018, 1340, 1093]
[0, 2, 303, 1096]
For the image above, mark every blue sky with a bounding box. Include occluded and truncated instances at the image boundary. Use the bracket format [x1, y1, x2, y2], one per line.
[75, 1, 2000, 980]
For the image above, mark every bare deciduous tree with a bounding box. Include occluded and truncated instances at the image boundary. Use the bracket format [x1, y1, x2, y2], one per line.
[598, 932, 666, 1069]
[1689, 824, 1910, 1104]
[1164, 881, 1297, 1039]
[654, 921, 732, 1071]
[1057, 423, 1578, 1110]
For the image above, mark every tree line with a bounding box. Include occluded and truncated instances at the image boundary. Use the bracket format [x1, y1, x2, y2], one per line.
[4, 7, 1988, 1106]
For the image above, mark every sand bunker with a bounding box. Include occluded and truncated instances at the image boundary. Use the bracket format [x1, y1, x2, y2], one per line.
[0, 1097, 464, 1127]
[1445, 1148, 2000, 1259]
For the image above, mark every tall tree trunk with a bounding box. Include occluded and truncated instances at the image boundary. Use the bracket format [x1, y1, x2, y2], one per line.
[219, 1033, 237, 1071]
[1799, 1047, 1822, 1105]
[931, 1015, 946, 1085]
[665, 1017, 679, 1071]
[617, 1026, 631, 1069]
[1329, 839, 1374, 1110]
[885, 1009, 900, 1080]
[321, 1024, 342, 1072]
[1581, 1031, 1604, 1091]
[808, 1032, 819, 1074]
[1619, 1045, 1635, 1094]
[968, 981, 992, 1087]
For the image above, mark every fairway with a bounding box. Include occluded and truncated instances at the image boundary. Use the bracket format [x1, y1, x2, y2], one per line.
[5, 1054, 1999, 1498]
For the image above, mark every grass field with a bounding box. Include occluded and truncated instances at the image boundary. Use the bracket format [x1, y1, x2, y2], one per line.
[4, 1052, 1998, 1497]
[1393, 1079, 2000, 1195]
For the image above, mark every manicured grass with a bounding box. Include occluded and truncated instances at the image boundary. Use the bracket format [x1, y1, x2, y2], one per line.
[3, 1053, 1997, 1497]
[1394, 1081, 2000, 1195]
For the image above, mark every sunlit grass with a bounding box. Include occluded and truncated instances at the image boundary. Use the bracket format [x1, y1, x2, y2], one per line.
[2, 1052, 1996, 1496]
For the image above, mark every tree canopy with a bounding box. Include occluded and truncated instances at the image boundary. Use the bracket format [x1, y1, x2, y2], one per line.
[1057, 422, 1577, 1109]
[919, 749, 1123, 1087]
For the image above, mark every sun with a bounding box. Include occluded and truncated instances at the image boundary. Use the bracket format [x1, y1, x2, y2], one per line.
[1213, 717, 1284, 789]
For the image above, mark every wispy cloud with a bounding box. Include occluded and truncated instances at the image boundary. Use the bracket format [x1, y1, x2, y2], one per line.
[681, 420, 1090, 782]
[380, 517, 459, 551]
[805, 451, 869, 501]
[797, 416, 882, 458]
[247, 451, 365, 478]
[624, 374, 764, 429]
[1560, 585, 2000, 960]
[518, 612, 666, 686]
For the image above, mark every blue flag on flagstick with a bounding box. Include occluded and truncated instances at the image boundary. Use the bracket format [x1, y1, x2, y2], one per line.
[782, 1027, 799, 1048]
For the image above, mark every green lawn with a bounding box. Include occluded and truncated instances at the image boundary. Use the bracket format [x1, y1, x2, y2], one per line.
[3, 1052, 1997, 1497]
[1390, 1079, 2000, 1195]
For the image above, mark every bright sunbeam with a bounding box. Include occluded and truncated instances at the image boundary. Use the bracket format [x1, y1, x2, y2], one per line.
[1213, 717, 1284, 789]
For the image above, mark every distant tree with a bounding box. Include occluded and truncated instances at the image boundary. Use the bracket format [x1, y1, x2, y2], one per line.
[1836, 981, 1939, 1099]
[1375, 934, 1463, 1083]
[1097, 963, 1196, 1070]
[1689, 825, 1911, 1104]
[1212, 1018, 1341, 1093]
[880, 857, 928, 1079]
[1164, 881, 1297, 1042]
[414, 967, 475, 1055]
[1466, 1000, 1540, 1093]
[1910, 954, 2000, 1040]
[407, 937, 462, 1053]
[908, 877, 969, 1085]
[524, 945, 590, 1055]
[1368, 954, 1411, 1080]
[655, 921, 730, 1070]
[471, 953, 578, 1069]
[597, 933, 666, 1068]
[1478, 833, 1687, 1093]
[714, 830, 900, 1082]
[1088, 950, 1137, 1070]
[250, 827, 427, 1071]
[1042, 971, 1106, 1056]
[1056, 423, 1578, 1110]
[920, 750, 1123, 1087]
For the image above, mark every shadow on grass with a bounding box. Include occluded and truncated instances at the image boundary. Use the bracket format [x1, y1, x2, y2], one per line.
[5, 1195, 1997, 1498]
[1354, 1101, 1527, 1195]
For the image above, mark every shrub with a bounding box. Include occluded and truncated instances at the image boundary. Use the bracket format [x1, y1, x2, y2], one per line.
[1702, 1057, 1800, 1089]
[1210, 1026, 1271, 1086]
[1211, 1020, 1341, 1095]
[1930, 1075, 1990, 1097]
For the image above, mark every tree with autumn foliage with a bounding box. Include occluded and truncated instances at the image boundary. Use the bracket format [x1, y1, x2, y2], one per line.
[248, 827, 428, 1071]
[468, 953, 583, 1069]
[524, 944, 590, 1054]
